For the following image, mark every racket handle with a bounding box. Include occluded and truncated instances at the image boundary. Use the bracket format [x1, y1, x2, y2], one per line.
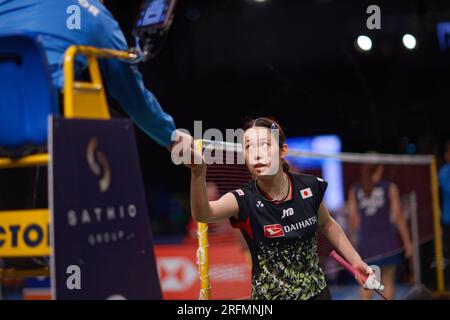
[329, 250, 368, 282]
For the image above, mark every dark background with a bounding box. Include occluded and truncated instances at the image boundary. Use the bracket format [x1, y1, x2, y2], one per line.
[103, 0, 450, 234]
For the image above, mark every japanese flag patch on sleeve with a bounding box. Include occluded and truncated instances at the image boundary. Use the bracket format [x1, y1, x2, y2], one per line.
[300, 187, 313, 199]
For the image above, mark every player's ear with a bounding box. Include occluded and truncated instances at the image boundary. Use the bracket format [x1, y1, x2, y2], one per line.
[281, 143, 288, 159]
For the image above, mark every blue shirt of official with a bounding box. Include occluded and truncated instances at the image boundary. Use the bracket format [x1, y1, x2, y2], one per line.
[0, 0, 176, 147]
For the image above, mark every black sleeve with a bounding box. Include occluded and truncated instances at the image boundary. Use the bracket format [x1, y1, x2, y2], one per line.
[315, 177, 328, 209]
[229, 188, 250, 227]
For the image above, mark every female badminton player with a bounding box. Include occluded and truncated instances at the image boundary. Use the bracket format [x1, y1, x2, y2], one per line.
[348, 163, 413, 300]
[188, 117, 373, 300]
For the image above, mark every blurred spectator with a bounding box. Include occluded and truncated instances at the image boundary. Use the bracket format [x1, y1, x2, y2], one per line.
[349, 163, 413, 300]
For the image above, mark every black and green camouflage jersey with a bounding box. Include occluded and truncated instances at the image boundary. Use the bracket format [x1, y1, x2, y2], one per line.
[230, 172, 328, 300]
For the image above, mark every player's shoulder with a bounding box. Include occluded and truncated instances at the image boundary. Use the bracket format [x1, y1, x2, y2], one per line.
[231, 180, 256, 198]
[378, 180, 395, 190]
[290, 172, 326, 186]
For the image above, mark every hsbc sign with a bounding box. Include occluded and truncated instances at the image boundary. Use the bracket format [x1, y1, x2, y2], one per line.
[157, 257, 198, 292]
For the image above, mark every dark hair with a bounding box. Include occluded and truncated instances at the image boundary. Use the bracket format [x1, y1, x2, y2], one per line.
[242, 117, 290, 173]
[360, 163, 382, 196]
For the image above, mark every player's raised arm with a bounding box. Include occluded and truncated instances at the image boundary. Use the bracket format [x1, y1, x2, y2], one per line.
[189, 147, 239, 224]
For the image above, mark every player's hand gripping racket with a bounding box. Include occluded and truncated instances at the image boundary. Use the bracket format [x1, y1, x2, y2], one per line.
[329, 250, 388, 300]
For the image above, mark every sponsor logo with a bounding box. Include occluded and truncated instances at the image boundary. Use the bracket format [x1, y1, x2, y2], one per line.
[66, 206, 137, 246]
[283, 216, 317, 233]
[281, 208, 294, 219]
[0, 210, 50, 256]
[87, 137, 111, 193]
[158, 257, 198, 292]
[263, 224, 285, 238]
[236, 189, 245, 196]
[256, 201, 264, 208]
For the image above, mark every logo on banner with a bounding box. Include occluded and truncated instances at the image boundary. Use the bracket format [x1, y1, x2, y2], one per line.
[87, 137, 111, 193]
[0, 210, 50, 257]
[158, 257, 198, 292]
[300, 187, 313, 199]
[263, 224, 285, 238]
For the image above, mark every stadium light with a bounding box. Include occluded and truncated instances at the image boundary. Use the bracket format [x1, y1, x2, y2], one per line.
[402, 34, 417, 50]
[356, 35, 372, 51]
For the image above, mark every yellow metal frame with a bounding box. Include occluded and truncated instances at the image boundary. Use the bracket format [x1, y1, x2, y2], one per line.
[0, 46, 136, 271]
[430, 157, 446, 294]
[195, 140, 211, 300]
[0, 268, 49, 279]
[0, 154, 49, 169]
[63, 46, 137, 119]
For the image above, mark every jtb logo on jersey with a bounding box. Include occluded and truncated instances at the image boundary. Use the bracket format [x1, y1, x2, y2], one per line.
[263, 224, 285, 238]
[300, 188, 313, 199]
[281, 208, 294, 219]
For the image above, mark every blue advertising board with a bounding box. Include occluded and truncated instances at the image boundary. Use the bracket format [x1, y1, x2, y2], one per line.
[49, 117, 162, 299]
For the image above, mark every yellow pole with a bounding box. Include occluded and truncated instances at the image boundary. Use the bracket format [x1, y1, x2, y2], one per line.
[431, 157, 446, 293]
[63, 46, 77, 118]
[195, 139, 211, 300]
[197, 222, 210, 299]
